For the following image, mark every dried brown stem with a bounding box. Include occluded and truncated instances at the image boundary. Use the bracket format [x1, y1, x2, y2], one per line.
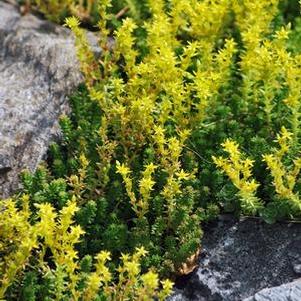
[115, 6, 129, 19]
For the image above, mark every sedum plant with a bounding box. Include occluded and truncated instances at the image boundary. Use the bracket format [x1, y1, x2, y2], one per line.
[20, 0, 98, 23]
[21, 0, 149, 25]
[212, 140, 263, 215]
[214, 127, 301, 223]
[0, 195, 172, 300]
[20, 0, 301, 275]
[61, 0, 237, 275]
[4, 1, 301, 297]
[209, 0, 301, 222]
[263, 127, 301, 214]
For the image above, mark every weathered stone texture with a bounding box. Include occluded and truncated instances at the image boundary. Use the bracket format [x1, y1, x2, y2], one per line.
[169, 216, 301, 301]
[244, 280, 301, 301]
[0, 1, 84, 197]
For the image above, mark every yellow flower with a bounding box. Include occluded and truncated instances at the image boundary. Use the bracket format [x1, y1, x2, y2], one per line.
[222, 139, 239, 156]
[176, 169, 190, 181]
[79, 154, 89, 168]
[124, 261, 140, 276]
[120, 253, 130, 262]
[60, 201, 79, 218]
[141, 271, 159, 290]
[116, 161, 131, 177]
[276, 126, 293, 143]
[161, 279, 173, 293]
[139, 177, 156, 193]
[65, 16, 81, 29]
[145, 163, 157, 174]
[275, 26, 290, 41]
[214, 139, 261, 215]
[96, 251, 111, 263]
[135, 246, 148, 257]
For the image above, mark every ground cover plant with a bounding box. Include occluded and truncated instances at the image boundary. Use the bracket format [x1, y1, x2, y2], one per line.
[18, 0, 149, 26]
[0, 196, 172, 300]
[2, 0, 301, 299]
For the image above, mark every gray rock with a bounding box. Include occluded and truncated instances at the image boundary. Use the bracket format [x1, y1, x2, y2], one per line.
[169, 216, 301, 301]
[244, 280, 301, 301]
[0, 2, 97, 197]
[293, 264, 301, 275]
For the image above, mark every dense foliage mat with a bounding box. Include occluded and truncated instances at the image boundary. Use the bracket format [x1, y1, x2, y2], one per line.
[18, 0, 149, 27]
[1, 0, 301, 300]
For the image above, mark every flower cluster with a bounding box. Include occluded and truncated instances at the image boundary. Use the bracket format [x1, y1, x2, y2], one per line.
[4, 0, 301, 299]
[0, 196, 172, 300]
[213, 140, 263, 215]
[263, 127, 301, 213]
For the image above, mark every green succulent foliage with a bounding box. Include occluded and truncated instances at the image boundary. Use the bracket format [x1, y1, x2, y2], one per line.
[19, 0, 149, 28]
[21, 167, 70, 210]
[21, 169, 201, 276]
[288, 17, 301, 53]
[18, 84, 201, 277]
[15, 1, 301, 280]
[5, 2, 301, 299]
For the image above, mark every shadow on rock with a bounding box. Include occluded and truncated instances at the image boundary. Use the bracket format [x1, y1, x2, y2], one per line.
[169, 215, 301, 301]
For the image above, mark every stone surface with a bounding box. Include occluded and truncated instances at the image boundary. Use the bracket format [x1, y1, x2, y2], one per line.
[0, 1, 97, 197]
[169, 215, 301, 301]
[244, 280, 301, 301]
[293, 264, 301, 275]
